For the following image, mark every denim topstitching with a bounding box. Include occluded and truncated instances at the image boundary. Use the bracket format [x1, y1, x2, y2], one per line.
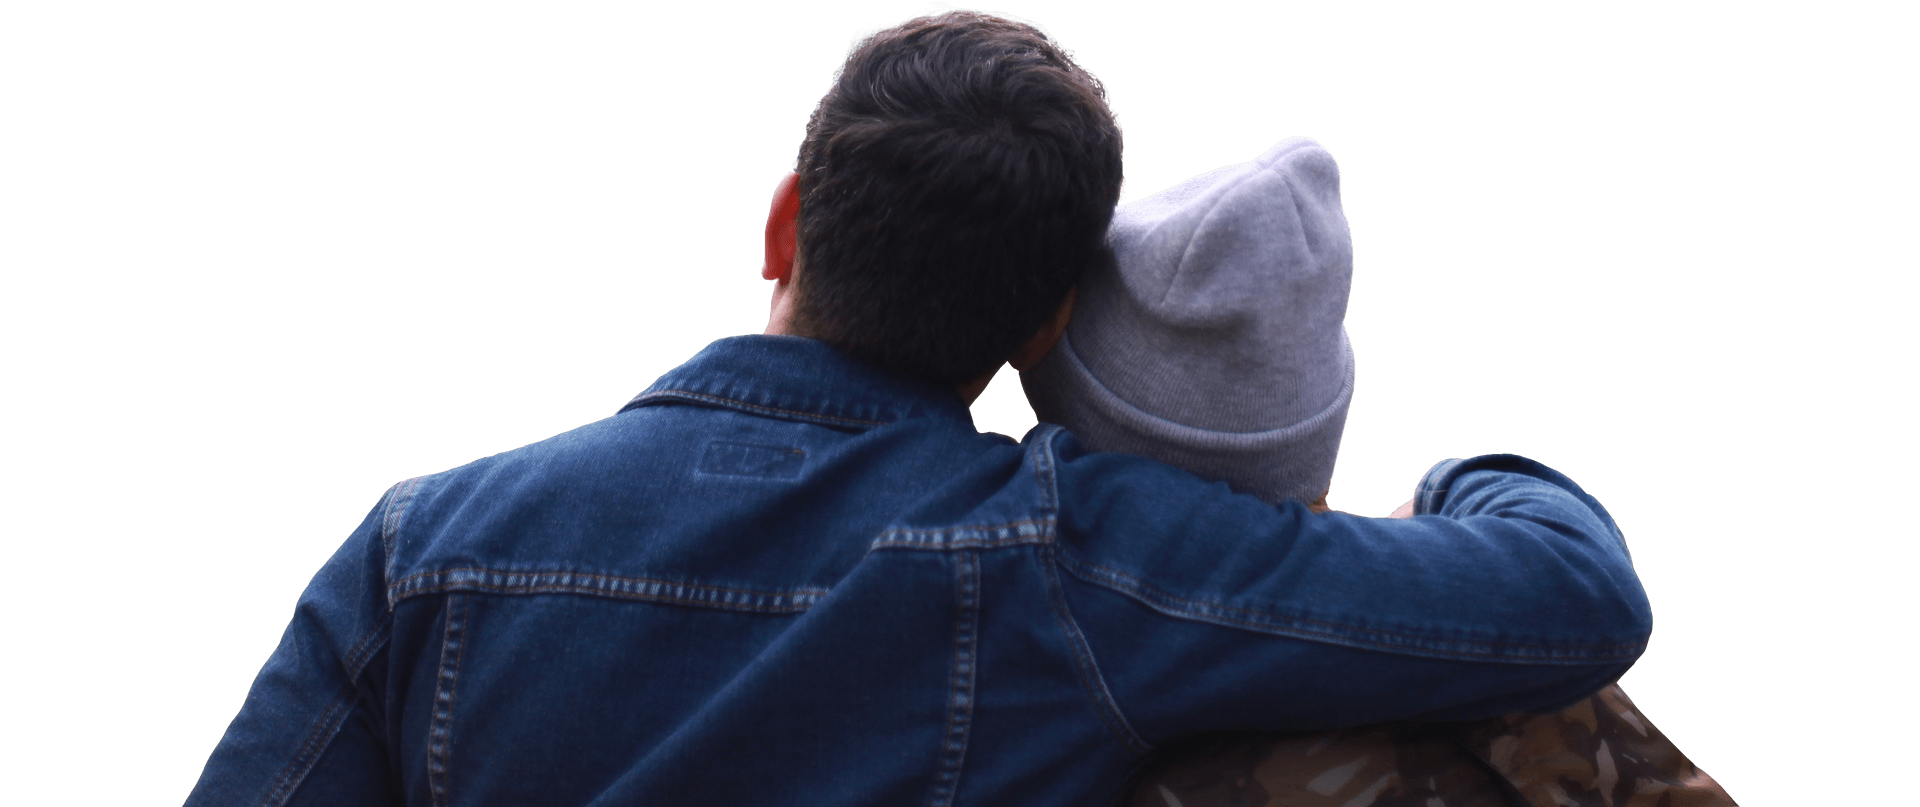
[379, 476, 423, 594]
[256, 611, 393, 807]
[926, 550, 980, 807]
[428, 593, 468, 807]
[1040, 549, 1151, 756]
[388, 568, 828, 614]
[257, 685, 356, 807]
[870, 519, 1055, 550]
[625, 389, 891, 428]
[1053, 550, 1646, 663]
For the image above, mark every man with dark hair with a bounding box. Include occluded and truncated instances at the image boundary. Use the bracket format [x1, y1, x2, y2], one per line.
[783, 12, 1121, 390]
[188, 13, 1651, 806]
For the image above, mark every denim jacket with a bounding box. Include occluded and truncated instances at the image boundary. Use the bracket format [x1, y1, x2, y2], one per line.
[188, 335, 1651, 807]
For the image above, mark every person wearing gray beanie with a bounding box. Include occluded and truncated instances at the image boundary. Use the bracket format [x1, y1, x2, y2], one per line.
[1040, 140, 1732, 807]
[1021, 137, 1353, 506]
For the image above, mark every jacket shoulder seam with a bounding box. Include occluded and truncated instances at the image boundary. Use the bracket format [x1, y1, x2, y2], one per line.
[378, 476, 425, 604]
[1054, 552, 1645, 663]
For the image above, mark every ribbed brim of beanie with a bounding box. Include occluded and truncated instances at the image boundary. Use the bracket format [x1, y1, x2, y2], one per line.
[1020, 138, 1354, 505]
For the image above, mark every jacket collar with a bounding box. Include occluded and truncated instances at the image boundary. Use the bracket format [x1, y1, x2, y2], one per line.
[620, 335, 975, 429]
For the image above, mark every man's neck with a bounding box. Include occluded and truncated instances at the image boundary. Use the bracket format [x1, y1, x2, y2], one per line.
[954, 369, 997, 407]
[765, 282, 997, 406]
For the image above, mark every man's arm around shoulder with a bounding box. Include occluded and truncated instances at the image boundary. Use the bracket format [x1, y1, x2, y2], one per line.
[1044, 436, 1652, 744]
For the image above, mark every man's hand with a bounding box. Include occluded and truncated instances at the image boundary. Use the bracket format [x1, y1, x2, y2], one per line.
[1307, 493, 1332, 514]
[1313, 488, 1420, 518]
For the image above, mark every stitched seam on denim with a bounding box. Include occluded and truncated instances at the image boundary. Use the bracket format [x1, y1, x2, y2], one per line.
[251, 610, 393, 807]
[427, 594, 467, 807]
[1042, 549, 1152, 756]
[258, 692, 350, 806]
[1055, 552, 1646, 662]
[390, 568, 827, 613]
[338, 614, 393, 689]
[379, 477, 422, 603]
[627, 390, 891, 427]
[871, 518, 1056, 550]
[255, 687, 354, 807]
[927, 551, 980, 807]
[379, 478, 421, 556]
[1032, 424, 1062, 515]
[1062, 550, 1560, 648]
[390, 567, 830, 599]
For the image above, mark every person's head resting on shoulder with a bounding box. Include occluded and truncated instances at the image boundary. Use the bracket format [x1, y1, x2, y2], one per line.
[762, 12, 1122, 398]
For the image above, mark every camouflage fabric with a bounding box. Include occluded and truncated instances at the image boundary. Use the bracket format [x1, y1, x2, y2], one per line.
[1126, 685, 1734, 807]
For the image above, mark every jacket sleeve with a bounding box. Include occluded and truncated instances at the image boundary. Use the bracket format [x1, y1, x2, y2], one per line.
[185, 486, 404, 807]
[1046, 439, 1652, 747]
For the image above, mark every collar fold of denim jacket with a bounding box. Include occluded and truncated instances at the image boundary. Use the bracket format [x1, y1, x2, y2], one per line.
[188, 335, 1651, 807]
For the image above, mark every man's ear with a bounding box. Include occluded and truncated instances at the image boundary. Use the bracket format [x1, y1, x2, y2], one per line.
[1008, 287, 1076, 372]
[763, 172, 801, 282]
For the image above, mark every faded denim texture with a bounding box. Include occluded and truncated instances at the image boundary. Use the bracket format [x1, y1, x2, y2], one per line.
[188, 335, 1651, 807]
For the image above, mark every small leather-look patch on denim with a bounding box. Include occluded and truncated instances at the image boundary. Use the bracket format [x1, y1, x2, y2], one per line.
[698, 441, 806, 479]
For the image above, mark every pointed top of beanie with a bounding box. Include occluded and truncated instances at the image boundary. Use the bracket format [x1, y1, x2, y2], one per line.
[1020, 137, 1354, 504]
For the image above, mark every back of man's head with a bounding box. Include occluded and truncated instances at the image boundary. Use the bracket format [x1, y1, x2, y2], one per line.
[792, 12, 1123, 388]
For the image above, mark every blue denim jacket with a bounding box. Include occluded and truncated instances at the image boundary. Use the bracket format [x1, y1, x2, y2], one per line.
[188, 335, 1651, 807]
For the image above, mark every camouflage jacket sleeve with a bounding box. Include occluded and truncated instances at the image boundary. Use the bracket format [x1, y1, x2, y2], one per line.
[1126, 685, 1735, 807]
[1453, 685, 1736, 807]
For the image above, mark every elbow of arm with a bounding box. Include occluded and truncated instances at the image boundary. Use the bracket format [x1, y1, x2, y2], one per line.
[1546, 557, 1652, 674]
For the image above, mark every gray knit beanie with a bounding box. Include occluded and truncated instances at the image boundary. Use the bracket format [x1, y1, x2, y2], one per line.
[1020, 137, 1353, 505]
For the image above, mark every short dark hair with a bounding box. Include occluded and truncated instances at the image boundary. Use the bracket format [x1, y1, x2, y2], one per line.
[792, 12, 1123, 388]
